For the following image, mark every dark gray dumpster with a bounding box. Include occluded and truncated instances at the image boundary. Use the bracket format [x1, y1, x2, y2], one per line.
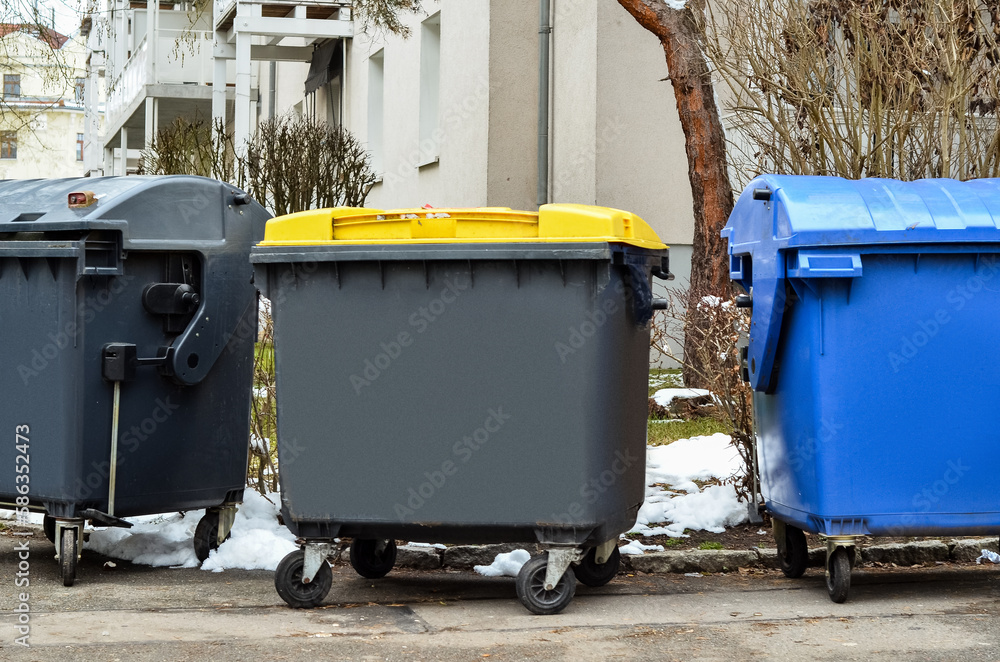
[0, 176, 269, 585]
[251, 203, 670, 614]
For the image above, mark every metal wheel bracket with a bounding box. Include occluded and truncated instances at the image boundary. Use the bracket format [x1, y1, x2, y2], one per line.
[54, 520, 84, 561]
[823, 535, 856, 573]
[593, 539, 617, 566]
[772, 519, 788, 556]
[302, 543, 333, 584]
[213, 504, 238, 542]
[543, 548, 582, 591]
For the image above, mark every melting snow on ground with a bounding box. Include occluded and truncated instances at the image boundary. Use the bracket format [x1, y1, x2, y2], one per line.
[632, 433, 748, 538]
[651, 388, 712, 408]
[83, 489, 297, 571]
[2, 433, 748, 568]
[474, 549, 531, 577]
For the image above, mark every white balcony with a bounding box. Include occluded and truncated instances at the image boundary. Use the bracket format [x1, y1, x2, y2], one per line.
[105, 28, 240, 132]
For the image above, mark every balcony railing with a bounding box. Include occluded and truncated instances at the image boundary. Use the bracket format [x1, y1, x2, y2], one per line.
[105, 29, 227, 130]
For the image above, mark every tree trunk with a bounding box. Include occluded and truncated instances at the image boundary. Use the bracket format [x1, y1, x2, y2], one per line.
[616, 0, 734, 389]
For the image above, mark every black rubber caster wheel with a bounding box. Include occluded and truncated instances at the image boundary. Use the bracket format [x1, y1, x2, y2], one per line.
[274, 549, 332, 609]
[515, 553, 577, 615]
[573, 546, 621, 587]
[194, 511, 231, 563]
[826, 547, 851, 603]
[349, 539, 397, 579]
[60, 527, 78, 587]
[43, 515, 56, 544]
[777, 525, 808, 579]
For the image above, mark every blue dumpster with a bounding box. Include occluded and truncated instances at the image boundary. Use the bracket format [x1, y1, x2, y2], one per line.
[723, 175, 1000, 602]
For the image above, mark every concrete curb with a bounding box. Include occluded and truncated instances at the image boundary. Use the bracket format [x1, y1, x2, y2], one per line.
[390, 538, 1000, 574]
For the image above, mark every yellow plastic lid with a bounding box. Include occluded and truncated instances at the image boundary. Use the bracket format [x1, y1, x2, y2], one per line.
[257, 203, 667, 250]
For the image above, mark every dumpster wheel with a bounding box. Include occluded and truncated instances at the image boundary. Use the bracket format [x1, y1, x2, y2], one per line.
[194, 510, 232, 563]
[274, 549, 332, 609]
[826, 546, 852, 603]
[349, 539, 397, 579]
[516, 553, 577, 615]
[573, 546, 621, 588]
[60, 527, 78, 587]
[776, 525, 808, 579]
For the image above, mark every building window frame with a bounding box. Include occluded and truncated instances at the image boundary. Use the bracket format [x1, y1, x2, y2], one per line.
[417, 11, 441, 167]
[1, 131, 17, 159]
[367, 49, 385, 176]
[76, 133, 84, 161]
[3, 74, 21, 100]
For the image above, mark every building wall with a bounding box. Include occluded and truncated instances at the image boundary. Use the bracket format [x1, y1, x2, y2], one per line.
[550, 0, 598, 204]
[347, 0, 492, 209]
[485, 0, 538, 210]
[595, 3, 694, 248]
[0, 31, 89, 179]
[0, 109, 86, 179]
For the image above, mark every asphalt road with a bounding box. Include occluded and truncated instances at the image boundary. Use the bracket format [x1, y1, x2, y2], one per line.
[2, 529, 999, 661]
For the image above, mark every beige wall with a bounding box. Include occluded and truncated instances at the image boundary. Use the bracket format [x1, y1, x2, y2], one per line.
[0, 110, 86, 179]
[551, 2, 694, 247]
[595, 4, 694, 246]
[485, 0, 538, 210]
[0, 32, 89, 179]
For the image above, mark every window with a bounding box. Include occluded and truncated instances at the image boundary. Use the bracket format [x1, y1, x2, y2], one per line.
[76, 133, 84, 161]
[1, 131, 16, 159]
[3, 74, 21, 99]
[75, 78, 86, 104]
[367, 49, 384, 174]
[418, 13, 441, 165]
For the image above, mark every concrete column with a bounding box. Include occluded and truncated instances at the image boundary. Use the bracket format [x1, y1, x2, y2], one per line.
[119, 127, 128, 176]
[212, 39, 228, 137]
[144, 97, 157, 148]
[234, 27, 251, 154]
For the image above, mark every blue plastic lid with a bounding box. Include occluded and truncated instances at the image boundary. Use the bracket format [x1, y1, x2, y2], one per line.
[723, 175, 1000, 394]
[724, 176, 1000, 253]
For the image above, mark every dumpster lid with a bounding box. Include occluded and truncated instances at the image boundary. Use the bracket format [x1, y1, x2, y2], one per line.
[723, 175, 1000, 254]
[723, 175, 1000, 394]
[256, 203, 667, 250]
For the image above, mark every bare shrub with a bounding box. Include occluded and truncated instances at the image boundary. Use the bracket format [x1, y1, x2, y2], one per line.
[652, 289, 757, 503]
[702, 0, 1000, 187]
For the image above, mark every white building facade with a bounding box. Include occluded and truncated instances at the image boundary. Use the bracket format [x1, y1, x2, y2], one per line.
[88, 0, 697, 279]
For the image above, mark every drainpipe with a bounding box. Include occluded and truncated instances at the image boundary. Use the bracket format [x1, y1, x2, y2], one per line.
[537, 0, 551, 208]
[269, 60, 276, 119]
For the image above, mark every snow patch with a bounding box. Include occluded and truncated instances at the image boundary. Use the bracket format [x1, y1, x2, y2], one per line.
[85, 490, 295, 572]
[474, 549, 530, 577]
[619, 540, 665, 555]
[633, 433, 749, 537]
[651, 388, 712, 408]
